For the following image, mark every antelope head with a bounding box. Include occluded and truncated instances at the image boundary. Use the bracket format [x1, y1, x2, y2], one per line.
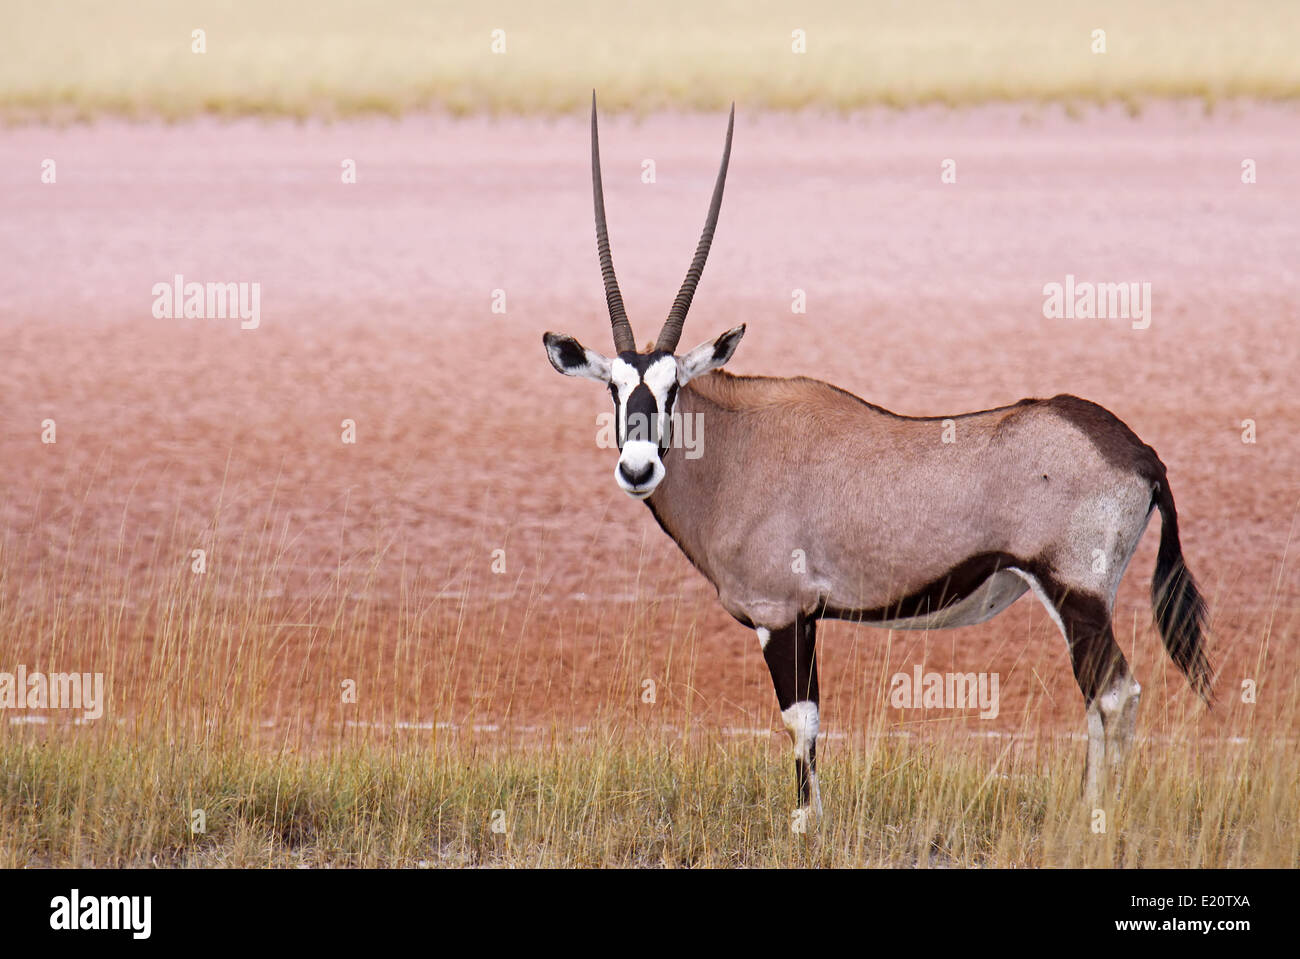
[544, 94, 745, 500]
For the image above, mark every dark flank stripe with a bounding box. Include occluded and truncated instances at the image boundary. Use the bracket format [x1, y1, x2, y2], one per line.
[819, 551, 1024, 624]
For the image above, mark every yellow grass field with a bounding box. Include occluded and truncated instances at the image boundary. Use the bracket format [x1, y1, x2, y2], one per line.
[5, 726, 1297, 868]
[3, 0, 1299, 121]
[1, 507, 1296, 867]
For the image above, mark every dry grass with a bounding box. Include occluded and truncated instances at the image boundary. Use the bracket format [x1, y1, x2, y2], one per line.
[3, 720, 1295, 868]
[1, 501, 1296, 868]
[3, 0, 1299, 122]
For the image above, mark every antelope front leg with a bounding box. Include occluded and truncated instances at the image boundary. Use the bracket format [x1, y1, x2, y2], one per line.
[758, 617, 822, 823]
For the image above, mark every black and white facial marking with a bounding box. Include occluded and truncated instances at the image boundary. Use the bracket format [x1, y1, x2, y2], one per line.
[608, 351, 678, 497]
[542, 324, 746, 500]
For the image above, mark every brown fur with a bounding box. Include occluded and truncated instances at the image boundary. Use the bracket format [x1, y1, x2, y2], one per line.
[649, 371, 1157, 629]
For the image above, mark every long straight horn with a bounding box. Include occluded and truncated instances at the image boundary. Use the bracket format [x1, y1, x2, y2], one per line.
[656, 103, 734, 354]
[591, 92, 636, 354]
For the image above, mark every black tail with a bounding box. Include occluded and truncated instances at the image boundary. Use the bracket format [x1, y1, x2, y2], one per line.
[1152, 479, 1213, 703]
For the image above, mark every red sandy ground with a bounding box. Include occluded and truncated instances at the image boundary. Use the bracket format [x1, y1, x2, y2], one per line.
[0, 102, 1296, 744]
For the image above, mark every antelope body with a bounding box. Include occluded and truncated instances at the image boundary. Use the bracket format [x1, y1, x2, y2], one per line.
[544, 96, 1212, 819]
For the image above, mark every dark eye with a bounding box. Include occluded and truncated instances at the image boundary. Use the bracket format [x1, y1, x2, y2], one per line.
[666, 384, 678, 410]
[608, 383, 618, 404]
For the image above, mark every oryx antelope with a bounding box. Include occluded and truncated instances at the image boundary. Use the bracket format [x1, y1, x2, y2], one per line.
[543, 95, 1213, 819]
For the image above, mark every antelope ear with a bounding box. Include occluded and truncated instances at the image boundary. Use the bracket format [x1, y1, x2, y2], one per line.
[543, 332, 612, 383]
[677, 324, 745, 382]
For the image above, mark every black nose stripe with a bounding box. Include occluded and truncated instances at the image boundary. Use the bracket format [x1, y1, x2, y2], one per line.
[624, 383, 659, 443]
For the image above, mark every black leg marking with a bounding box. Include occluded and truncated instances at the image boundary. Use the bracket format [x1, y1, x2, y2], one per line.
[1047, 583, 1128, 705]
[1037, 575, 1140, 802]
[762, 616, 820, 810]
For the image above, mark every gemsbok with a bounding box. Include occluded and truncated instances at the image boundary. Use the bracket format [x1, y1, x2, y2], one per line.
[543, 95, 1213, 820]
